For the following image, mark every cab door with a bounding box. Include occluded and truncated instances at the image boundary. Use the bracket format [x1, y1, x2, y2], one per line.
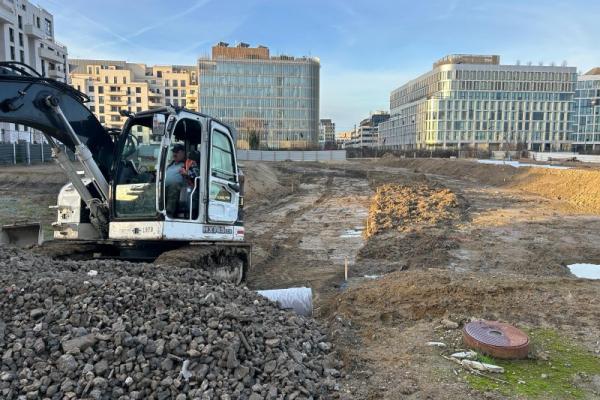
[207, 122, 239, 224]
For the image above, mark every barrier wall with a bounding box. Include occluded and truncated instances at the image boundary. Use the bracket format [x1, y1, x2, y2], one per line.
[237, 150, 346, 162]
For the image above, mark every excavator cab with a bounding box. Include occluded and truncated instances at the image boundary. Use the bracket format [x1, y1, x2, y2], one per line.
[108, 108, 244, 242]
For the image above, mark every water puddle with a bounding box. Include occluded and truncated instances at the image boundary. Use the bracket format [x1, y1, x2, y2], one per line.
[476, 160, 570, 170]
[340, 227, 364, 238]
[567, 263, 600, 279]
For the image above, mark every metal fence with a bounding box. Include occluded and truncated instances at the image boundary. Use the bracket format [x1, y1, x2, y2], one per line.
[237, 149, 346, 162]
[0, 143, 64, 165]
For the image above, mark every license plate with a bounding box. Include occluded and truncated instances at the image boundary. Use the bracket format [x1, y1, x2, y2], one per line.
[202, 225, 232, 234]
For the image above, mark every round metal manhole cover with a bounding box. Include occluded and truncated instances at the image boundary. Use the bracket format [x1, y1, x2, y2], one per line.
[463, 320, 529, 359]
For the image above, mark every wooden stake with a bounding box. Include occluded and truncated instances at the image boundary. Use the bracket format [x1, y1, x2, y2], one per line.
[344, 258, 348, 281]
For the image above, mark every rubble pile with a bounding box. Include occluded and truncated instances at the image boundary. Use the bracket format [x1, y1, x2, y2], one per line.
[364, 183, 466, 238]
[0, 247, 339, 399]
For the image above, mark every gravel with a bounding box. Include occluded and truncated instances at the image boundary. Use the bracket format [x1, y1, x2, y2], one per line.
[0, 247, 340, 399]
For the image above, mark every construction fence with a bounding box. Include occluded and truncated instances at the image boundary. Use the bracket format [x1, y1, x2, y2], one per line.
[0, 143, 55, 165]
[236, 149, 346, 162]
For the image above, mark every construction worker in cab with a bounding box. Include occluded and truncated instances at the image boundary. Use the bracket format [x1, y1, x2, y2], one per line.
[165, 144, 199, 216]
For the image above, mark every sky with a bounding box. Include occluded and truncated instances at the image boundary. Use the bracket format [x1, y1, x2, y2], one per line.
[38, 0, 600, 131]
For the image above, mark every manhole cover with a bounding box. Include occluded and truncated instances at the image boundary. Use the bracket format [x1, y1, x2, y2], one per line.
[463, 320, 529, 359]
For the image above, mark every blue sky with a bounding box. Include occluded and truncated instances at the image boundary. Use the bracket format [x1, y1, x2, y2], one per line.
[39, 0, 600, 131]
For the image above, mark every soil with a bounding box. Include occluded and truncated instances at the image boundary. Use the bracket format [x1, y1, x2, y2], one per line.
[2, 157, 600, 399]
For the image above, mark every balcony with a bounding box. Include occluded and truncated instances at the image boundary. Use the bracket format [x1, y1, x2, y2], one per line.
[39, 47, 63, 63]
[24, 23, 45, 39]
[0, 0, 15, 24]
[47, 69, 65, 81]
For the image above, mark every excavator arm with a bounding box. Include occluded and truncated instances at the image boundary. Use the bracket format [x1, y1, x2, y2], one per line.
[0, 62, 115, 238]
[0, 62, 114, 178]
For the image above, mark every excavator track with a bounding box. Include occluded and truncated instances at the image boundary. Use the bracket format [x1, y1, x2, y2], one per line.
[32, 240, 251, 285]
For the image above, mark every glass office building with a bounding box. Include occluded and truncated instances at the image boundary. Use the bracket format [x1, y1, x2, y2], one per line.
[198, 43, 320, 149]
[573, 68, 600, 152]
[379, 54, 577, 151]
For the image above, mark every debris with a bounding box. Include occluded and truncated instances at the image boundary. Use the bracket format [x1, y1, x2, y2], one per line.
[461, 359, 505, 373]
[87, 269, 98, 276]
[450, 351, 478, 360]
[426, 342, 447, 348]
[441, 318, 459, 329]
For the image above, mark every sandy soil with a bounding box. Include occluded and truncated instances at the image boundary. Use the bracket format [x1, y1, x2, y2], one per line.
[2, 158, 600, 399]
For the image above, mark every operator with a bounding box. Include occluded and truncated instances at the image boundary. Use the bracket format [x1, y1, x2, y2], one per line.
[165, 144, 198, 216]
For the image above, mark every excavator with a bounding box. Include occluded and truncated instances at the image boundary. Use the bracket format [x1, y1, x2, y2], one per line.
[0, 62, 250, 284]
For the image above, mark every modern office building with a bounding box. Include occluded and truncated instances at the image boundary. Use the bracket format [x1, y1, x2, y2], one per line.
[319, 118, 335, 148]
[69, 60, 198, 140]
[0, 0, 68, 142]
[336, 130, 353, 148]
[573, 68, 600, 153]
[346, 111, 389, 148]
[198, 42, 320, 149]
[378, 54, 577, 151]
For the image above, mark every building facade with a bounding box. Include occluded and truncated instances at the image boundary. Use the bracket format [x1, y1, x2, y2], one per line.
[0, 0, 68, 142]
[346, 111, 389, 148]
[198, 43, 320, 150]
[319, 118, 335, 148]
[573, 68, 600, 153]
[69, 60, 197, 141]
[379, 54, 577, 151]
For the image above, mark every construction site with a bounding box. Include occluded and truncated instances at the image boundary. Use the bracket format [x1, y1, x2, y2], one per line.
[1, 154, 600, 399]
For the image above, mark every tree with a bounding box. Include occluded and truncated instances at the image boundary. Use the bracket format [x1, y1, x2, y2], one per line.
[248, 129, 260, 150]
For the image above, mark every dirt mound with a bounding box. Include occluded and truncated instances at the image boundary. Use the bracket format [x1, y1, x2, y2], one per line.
[364, 183, 466, 238]
[241, 162, 287, 209]
[512, 168, 600, 214]
[0, 247, 339, 399]
[330, 269, 600, 330]
[374, 158, 600, 215]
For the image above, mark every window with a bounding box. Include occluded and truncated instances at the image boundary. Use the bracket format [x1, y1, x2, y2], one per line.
[165, 89, 170, 96]
[123, 77, 127, 84]
[36, 17, 40, 29]
[17, 16, 22, 29]
[180, 80, 186, 87]
[10, 46, 15, 61]
[18, 33, 23, 47]
[19, 50, 24, 63]
[173, 89, 179, 97]
[98, 86, 104, 94]
[113, 76, 117, 84]
[104, 76, 108, 84]
[136, 87, 141, 94]
[172, 80, 178, 87]
[44, 18, 52, 36]
[89, 86, 95, 92]
[9, 28, 14, 43]
[157, 71, 162, 78]
[90, 105, 95, 112]
[136, 97, 141, 103]
[211, 130, 235, 180]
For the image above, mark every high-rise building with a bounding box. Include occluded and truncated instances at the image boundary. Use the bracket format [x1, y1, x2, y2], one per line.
[346, 111, 389, 148]
[0, 0, 68, 142]
[378, 54, 577, 151]
[573, 68, 600, 153]
[198, 43, 320, 149]
[319, 119, 335, 148]
[69, 60, 198, 141]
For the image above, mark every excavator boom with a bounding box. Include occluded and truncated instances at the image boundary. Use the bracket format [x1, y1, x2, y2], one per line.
[0, 62, 114, 178]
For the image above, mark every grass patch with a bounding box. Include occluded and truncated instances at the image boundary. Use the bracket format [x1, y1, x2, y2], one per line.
[467, 329, 600, 399]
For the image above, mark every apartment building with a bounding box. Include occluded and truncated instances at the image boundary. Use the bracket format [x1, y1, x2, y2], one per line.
[319, 118, 335, 148]
[378, 54, 577, 151]
[346, 111, 390, 148]
[69, 60, 198, 141]
[573, 68, 600, 152]
[0, 0, 68, 142]
[198, 42, 320, 150]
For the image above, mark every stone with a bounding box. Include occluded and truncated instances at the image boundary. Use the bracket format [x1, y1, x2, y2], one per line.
[62, 334, 97, 354]
[57, 354, 78, 374]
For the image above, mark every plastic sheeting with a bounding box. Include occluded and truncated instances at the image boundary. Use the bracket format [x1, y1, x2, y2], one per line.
[257, 287, 313, 317]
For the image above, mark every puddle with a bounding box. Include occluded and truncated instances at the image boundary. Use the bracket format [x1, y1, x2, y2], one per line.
[567, 263, 600, 279]
[476, 160, 570, 170]
[340, 228, 363, 238]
